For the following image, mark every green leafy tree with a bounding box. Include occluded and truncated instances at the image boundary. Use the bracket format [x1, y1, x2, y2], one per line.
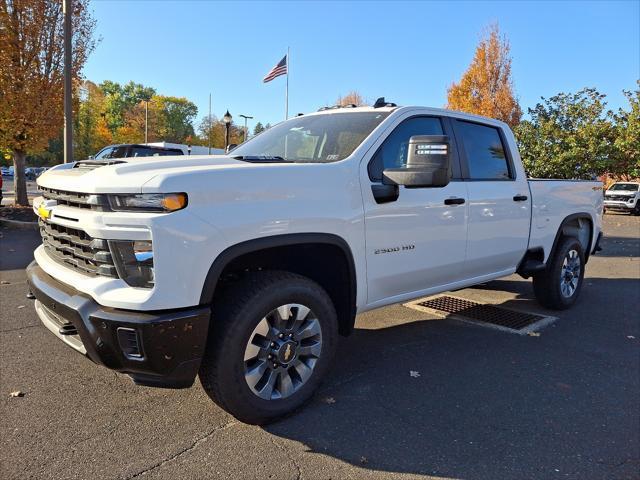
[100, 80, 155, 133]
[161, 96, 197, 143]
[611, 82, 640, 179]
[253, 122, 265, 135]
[514, 88, 616, 179]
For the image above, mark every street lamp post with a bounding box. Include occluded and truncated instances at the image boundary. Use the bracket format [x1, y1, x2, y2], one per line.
[239, 114, 253, 143]
[223, 110, 232, 150]
[144, 100, 148, 143]
[63, 0, 73, 163]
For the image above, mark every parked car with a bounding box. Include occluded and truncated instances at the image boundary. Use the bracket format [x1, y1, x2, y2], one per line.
[28, 102, 603, 424]
[92, 143, 223, 160]
[0, 170, 3, 205]
[1, 166, 13, 177]
[144, 142, 224, 155]
[603, 181, 640, 215]
[93, 144, 185, 159]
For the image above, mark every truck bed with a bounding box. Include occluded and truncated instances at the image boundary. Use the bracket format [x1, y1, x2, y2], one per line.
[528, 179, 603, 262]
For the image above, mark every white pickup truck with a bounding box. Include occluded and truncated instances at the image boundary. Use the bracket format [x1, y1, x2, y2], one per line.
[603, 181, 640, 215]
[27, 103, 603, 424]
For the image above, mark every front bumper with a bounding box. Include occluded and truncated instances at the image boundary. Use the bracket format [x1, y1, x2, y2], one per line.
[26, 260, 211, 388]
[604, 200, 637, 210]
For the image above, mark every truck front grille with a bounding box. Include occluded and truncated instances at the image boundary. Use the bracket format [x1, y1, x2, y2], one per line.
[607, 195, 632, 202]
[39, 220, 118, 278]
[40, 187, 110, 211]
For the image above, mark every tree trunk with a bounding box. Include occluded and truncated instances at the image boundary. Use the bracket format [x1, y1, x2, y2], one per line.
[13, 150, 29, 206]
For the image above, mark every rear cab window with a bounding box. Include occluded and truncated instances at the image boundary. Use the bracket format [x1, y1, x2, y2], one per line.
[454, 120, 512, 180]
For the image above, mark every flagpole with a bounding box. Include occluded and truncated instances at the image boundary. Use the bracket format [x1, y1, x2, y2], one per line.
[285, 46, 289, 120]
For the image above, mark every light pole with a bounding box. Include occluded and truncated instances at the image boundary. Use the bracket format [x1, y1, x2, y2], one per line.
[239, 114, 253, 143]
[63, 0, 73, 163]
[144, 100, 148, 143]
[223, 110, 232, 150]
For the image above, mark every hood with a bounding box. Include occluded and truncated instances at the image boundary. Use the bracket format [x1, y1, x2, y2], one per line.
[605, 189, 637, 196]
[36, 155, 252, 193]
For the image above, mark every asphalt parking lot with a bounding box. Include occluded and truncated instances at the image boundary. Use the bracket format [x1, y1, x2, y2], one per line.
[1, 179, 39, 206]
[1, 214, 638, 480]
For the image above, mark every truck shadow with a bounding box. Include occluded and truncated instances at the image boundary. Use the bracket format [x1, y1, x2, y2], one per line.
[264, 276, 639, 480]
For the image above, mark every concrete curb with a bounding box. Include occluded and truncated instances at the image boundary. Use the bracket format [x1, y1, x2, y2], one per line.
[0, 218, 38, 230]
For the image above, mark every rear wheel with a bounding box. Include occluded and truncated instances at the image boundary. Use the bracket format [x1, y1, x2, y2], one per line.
[533, 237, 585, 310]
[199, 271, 338, 424]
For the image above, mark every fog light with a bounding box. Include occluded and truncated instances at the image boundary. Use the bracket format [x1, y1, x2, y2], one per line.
[109, 240, 154, 288]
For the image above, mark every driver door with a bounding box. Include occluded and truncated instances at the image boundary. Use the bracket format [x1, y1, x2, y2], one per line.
[361, 115, 469, 306]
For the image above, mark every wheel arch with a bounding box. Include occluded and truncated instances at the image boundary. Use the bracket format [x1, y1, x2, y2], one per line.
[199, 233, 358, 336]
[549, 212, 595, 263]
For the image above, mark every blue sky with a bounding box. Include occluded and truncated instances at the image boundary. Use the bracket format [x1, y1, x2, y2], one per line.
[85, 0, 639, 131]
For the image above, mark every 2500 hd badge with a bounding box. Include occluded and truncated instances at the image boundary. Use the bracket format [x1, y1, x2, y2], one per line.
[374, 245, 416, 254]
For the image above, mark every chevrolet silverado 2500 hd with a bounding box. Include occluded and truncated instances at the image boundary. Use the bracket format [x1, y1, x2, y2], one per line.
[27, 104, 603, 424]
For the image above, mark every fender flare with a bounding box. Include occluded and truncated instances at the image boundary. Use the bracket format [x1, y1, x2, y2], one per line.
[549, 212, 595, 263]
[199, 233, 357, 315]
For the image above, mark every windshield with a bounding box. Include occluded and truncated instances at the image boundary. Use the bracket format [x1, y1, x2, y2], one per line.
[231, 111, 390, 163]
[609, 183, 639, 191]
[95, 146, 128, 159]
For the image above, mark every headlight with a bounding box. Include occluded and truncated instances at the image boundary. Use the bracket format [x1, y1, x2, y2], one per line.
[109, 240, 154, 288]
[108, 193, 187, 212]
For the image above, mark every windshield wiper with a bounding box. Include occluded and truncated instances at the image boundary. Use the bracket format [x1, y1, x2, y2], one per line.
[232, 155, 293, 163]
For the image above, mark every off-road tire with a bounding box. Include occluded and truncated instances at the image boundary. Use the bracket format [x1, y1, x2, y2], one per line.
[533, 237, 585, 310]
[199, 271, 338, 424]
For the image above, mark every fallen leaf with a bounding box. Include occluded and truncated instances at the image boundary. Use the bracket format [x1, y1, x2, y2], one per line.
[359, 456, 368, 464]
[627, 335, 636, 339]
[0, 281, 9, 285]
[17, 305, 25, 309]
[8, 249, 15, 252]
[409, 370, 421, 378]
[527, 332, 541, 337]
[322, 397, 336, 404]
[9, 391, 24, 398]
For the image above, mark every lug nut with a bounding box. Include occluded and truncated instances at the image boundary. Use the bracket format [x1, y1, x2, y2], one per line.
[273, 363, 278, 368]
[278, 333, 284, 339]
[268, 354, 272, 359]
[271, 342, 276, 347]
[288, 333, 293, 338]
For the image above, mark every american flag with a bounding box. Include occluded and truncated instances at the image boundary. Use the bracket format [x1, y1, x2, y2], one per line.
[263, 55, 287, 83]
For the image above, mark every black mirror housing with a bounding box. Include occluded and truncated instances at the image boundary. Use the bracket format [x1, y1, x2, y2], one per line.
[382, 135, 451, 188]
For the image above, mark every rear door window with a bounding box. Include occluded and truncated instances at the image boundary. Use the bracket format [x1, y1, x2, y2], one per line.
[455, 121, 511, 180]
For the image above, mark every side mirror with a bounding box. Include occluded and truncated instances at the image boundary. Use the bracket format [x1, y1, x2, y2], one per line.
[226, 144, 238, 154]
[382, 135, 451, 188]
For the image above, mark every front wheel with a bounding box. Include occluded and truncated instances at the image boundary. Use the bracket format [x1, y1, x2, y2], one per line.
[533, 237, 585, 310]
[199, 271, 338, 424]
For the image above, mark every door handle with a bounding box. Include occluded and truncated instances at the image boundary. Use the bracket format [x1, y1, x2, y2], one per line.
[444, 197, 465, 205]
[513, 195, 528, 202]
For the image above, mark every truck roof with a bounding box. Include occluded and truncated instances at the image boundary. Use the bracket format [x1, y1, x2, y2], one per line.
[304, 105, 511, 129]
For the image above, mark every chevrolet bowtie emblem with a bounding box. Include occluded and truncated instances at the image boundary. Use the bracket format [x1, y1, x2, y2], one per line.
[36, 199, 57, 220]
[283, 344, 292, 362]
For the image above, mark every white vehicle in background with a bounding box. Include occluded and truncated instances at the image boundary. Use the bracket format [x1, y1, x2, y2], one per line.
[28, 100, 603, 424]
[144, 142, 224, 155]
[93, 143, 224, 160]
[603, 182, 640, 215]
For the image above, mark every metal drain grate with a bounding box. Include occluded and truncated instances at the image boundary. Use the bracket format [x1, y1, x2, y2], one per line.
[414, 295, 546, 331]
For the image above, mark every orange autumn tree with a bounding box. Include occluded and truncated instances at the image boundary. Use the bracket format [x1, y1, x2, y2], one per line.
[447, 25, 522, 127]
[0, 0, 96, 205]
[336, 91, 366, 107]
